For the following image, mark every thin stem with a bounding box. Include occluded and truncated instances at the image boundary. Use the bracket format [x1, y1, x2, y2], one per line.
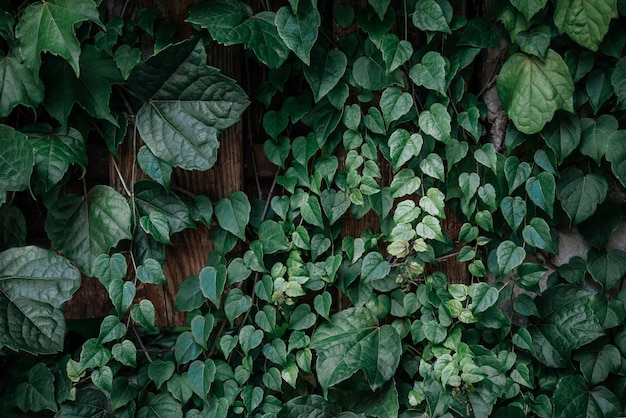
[132, 325, 153, 363]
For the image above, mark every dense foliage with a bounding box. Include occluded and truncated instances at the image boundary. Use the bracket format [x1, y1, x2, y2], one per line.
[1, 0, 626, 416]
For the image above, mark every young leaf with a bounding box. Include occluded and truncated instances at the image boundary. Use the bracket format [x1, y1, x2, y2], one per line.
[497, 50, 574, 134]
[418, 103, 451, 143]
[45, 185, 132, 276]
[275, 0, 320, 65]
[215, 191, 251, 241]
[557, 168, 607, 225]
[553, 0, 617, 51]
[15, 0, 103, 75]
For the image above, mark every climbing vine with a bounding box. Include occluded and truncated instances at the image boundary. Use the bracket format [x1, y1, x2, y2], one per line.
[1, 0, 626, 416]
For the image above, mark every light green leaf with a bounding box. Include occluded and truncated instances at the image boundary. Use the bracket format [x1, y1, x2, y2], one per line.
[409, 51, 448, 95]
[500, 196, 526, 233]
[510, 0, 548, 21]
[579, 115, 617, 165]
[130, 299, 156, 329]
[275, 0, 320, 65]
[416, 215, 446, 242]
[45, 185, 132, 276]
[419, 188, 446, 218]
[457, 107, 482, 141]
[129, 40, 249, 170]
[381, 34, 413, 74]
[380, 87, 413, 126]
[108, 279, 135, 316]
[215, 191, 251, 241]
[15, 363, 57, 413]
[420, 153, 445, 181]
[554, 0, 617, 51]
[303, 49, 347, 102]
[200, 265, 227, 308]
[15, 0, 102, 75]
[41, 45, 122, 126]
[0, 52, 44, 116]
[111, 340, 136, 367]
[310, 306, 402, 393]
[412, 0, 452, 33]
[98, 315, 126, 344]
[418, 103, 451, 143]
[471, 282, 499, 313]
[474, 143, 498, 173]
[522, 217, 556, 253]
[496, 240, 526, 276]
[301, 195, 324, 228]
[557, 168, 607, 225]
[525, 172, 555, 217]
[140, 211, 171, 245]
[497, 49, 574, 134]
[188, 359, 216, 400]
[390, 168, 421, 198]
[389, 129, 423, 172]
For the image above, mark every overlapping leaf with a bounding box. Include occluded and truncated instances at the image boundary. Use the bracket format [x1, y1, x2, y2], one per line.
[0, 52, 44, 117]
[554, 0, 617, 51]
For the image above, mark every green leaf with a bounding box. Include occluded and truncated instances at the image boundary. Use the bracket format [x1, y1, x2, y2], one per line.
[0, 246, 80, 354]
[303, 49, 347, 102]
[420, 153, 445, 181]
[199, 265, 227, 308]
[522, 217, 556, 253]
[77, 338, 110, 372]
[134, 180, 194, 234]
[587, 249, 626, 290]
[278, 395, 341, 418]
[15, 363, 57, 413]
[0, 126, 34, 197]
[310, 306, 402, 393]
[130, 300, 156, 329]
[497, 50, 574, 134]
[553, 375, 621, 418]
[224, 288, 252, 326]
[471, 283, 499, 313]
[215, 191, 251, 241]
[458, 107, 482, 141]
[57, 388, 112, 418]
[418, 103, 451, 143]
[259, 219, 291, 253]
[41, 45, 122, 126]
[140, 211, 172, 245]
[504, 156, 531, 193]
[510, 0, 547, 21]
[607, 129, 626, 187]
[361, 252, 391, 283]
[15, 0, 102, 75]
[419, 188, 446, 218]
[380, 87, 413, 127]
[148, 360, 175, 389]
[129, 40, 249, 170]
[416, 215, 446, 242]
[353, 53, 399, 91]
[275, 0, 320, 65]
[574, 344, 621, 385]
[301, 195, 324, 228]
[0, 52, 44, 116]
[137, 393, 182, 418]
[108, 280, 135, 316]
[611, 56, 626, 106]
[530, 285, 604, 367]
[381, 34, 413, 74]
[264, 137, 290, 168]
[188, 359, 216, 400]
[557, 168, 607, 225]
[412, 0, 452, 33]
[410, 51, 448, 95]
[289, 304, 317, 330]
[137, 146, 173, 189]
[0, 205, 27, 250]
[579, 115, 617, 165]
[98, 315, 126, 344]
[389, 129, 423, 172]
[586, 68, 614, 113]
[187, 0, 252, 44]
[542, 112, 581, 163]
[136, 258, 166, 285]
[554, 0, 618, 51]
[495, 241, 526, 276]
[500, 196, 526, 233]
[525, 172, 555, 218]
[111, 340, 136, 367]
[390, 168, 421, 198]
[321, 189, 351, 225]
[45, 185, 132, 275]
[474, 143, 498, 173]
[314, 291, 332, 321]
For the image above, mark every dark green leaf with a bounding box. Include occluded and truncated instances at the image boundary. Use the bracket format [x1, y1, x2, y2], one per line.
[15, 0, 102, 75]
[587, 248, 626, 290]
[516, 25, 551, 58]
[579, 115, 617, 165]
[137, 146, 172, 189]
[381, 34, 413, 74]
[303, 49, 347, 102]
[542, 112, 581, 163]
[500, 196, 526, 233]
[412, 0, 452, 33]
[0, 126, 33, 198]
[130, 300, 156, 330]
[409, 51, 448, 95]
[525, 172, 555, 217]
[0, 52, 44, 116]
[15, 363, 57, 413]
[310, 306, 402, 393]
[57, 388, 113, 418]
[275, 0, 320, 65]
[607, 129, 626, 187]
[199, 265, 227, 308]
[278, 395, 341, 418]
[586, 68, 614, 113]
[495, 240, 526, 276]
[553, 375, 621, 418]
[522, 217, 556, 253]
[134, 180, 194, 234]
[224, 288, 252, 326]
[0, 205, 27, 250]
[504, 156, 531, 193]
[574, 344, 621, 386]
[557, 168, 607, 225]
[380, 87, 413, 127]
[497, 50, 574, 134]
[129, 40, 248, 170]
[137, 393, 182, 418]
[510, 0, 547, 21]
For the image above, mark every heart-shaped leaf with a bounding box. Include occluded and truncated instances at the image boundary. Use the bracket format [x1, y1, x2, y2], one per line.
[557, 168, 607, 225]
[303, 49, 347, 102]
[215, 191, 251, 241]
[554, 0, 617, 51]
